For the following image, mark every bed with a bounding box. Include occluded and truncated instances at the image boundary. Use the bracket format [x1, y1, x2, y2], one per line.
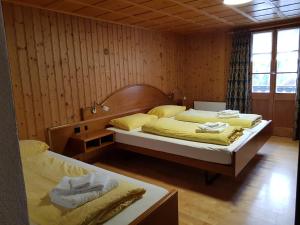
[21, 140, 178, 225]
[108, 119, 270, 165]
[48, 84, 271, 181]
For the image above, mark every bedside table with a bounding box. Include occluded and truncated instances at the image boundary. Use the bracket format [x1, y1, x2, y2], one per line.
[66, 129, 115, 161]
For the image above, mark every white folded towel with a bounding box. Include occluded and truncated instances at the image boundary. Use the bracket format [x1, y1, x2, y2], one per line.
[69, 173, 95, 190]
[49, 173, 118, 208]
[217, 114, 240, 118]
[196, 122, 229, 133]
[218, 110, 240, 115]
[217, 110, 240, 118]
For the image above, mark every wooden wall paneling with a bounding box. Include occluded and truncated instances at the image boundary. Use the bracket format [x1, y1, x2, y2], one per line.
[121, 25, 129, 86]
[65, 15, 80, 121]
[91, 21, 101, 103]
[41, 10, 60, 127]
[107, 23, 116, 92]
[3, 3, 186, 141]
[13, 6, 37, 138]
[49, 12, 68, 124]
[78, 18, 91, 107]
[96, 22, 108, 99]
[102, 23, 112, 94]
[2, 4, 28, 139]
[23, 7, 45, 140]
[71, 16, 85, 110]
[116, 24, 124, 88]
[125, 26, 132, 85]
[32, 9, 53, 130]
[128, 25, 135, 85]
[85, 19, 97, 106]
[113, 24, 121, 90]
[57, 13, 74, 123]
[184, 31, 231, 106]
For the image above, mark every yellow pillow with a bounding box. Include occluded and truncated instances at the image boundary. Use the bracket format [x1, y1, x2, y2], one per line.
[109, 113, 158, 131]
[148, 105, 186, 118]
[19, 140, 49, 159]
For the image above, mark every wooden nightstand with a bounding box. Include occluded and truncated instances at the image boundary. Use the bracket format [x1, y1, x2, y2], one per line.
[66, 129, 115, 161]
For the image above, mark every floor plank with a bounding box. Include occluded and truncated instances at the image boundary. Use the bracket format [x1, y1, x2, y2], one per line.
[95, 136, 299, 225]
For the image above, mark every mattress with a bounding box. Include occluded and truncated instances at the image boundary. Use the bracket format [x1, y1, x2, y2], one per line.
[30, 151, 168, 225]
[108, 120, 270, 165]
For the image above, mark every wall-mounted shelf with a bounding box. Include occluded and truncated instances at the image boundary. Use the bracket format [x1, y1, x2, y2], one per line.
[66, 129, 115, 160]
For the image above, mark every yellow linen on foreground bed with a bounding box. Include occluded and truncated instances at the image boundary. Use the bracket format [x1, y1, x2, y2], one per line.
[21, 152, 145, 225]
[175, 109, 262, 128]
[142, 118, 243, 146]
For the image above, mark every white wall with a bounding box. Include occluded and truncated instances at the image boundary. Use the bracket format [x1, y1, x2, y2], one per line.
[0, 2, 29, 224]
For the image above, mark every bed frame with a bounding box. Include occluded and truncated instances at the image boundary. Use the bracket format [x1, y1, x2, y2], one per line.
[48, 84, 271, 180]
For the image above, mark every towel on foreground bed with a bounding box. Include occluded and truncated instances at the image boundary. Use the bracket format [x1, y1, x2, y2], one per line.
[49, 173, 118, 208]
[176, 109, 262, 128]
[142, 118, 243, 145]
[21, 151, 146, 225]
[196, 122, 229, 133]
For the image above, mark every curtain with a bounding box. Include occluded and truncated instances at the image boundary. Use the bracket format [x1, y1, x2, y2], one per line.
[294, 67, 300, 140]
[226, 31, 252, 113]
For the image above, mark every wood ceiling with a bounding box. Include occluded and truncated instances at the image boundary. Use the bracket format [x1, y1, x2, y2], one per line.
[3, 0, 300, 33]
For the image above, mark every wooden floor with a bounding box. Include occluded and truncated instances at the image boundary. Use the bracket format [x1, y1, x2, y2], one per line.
[95, 136, 299, 225]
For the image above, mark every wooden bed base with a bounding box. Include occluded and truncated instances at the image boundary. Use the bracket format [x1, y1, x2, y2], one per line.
[131, 190, 178, 225]
[114, 122, 270, 177]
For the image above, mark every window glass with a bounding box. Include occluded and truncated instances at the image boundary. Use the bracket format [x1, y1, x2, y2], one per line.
[252, 74, 270, 93]
[276, 28, 299, 93]
[252, 32, 272, 54]
[251, 32, 272, 93]
[252, 54, 271, 73]
[277, 29, 299, 52]
[276, 73, 298, 93]
[277, 52, 299, 73]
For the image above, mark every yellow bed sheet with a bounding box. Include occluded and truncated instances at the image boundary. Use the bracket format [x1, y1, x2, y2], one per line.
[175, 109, 262, 128]
[21, 152, 145, 225]
[142, 118, 243, 146]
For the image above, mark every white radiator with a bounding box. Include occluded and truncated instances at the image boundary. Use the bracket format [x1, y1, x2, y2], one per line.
[194, 101, 226, 111]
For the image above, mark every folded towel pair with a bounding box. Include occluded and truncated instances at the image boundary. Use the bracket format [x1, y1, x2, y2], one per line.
[49, 173, 118, 208]
[218, 110, 240, 115]
[217, 110, 240, 118]
[196, 122, 229, 133]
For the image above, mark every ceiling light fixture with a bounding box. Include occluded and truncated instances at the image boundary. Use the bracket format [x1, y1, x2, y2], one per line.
[223, 0, 252, 5]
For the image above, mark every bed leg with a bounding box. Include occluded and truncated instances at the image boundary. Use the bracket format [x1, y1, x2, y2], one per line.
[204, 171, 220, 185]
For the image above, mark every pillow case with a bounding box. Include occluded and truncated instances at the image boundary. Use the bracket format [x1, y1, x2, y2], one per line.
[109, 113, 158, 131]
[19, 140, 49, 158]
[148, 105, 186, 118]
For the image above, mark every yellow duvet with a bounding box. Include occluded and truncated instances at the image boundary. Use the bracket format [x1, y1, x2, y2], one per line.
[142, 118, 243, 146]
[21, 152, 145, 225]
[175, 109, 262, 128]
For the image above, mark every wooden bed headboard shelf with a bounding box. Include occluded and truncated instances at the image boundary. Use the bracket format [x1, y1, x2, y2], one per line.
[81, 84, 174, 121]
[48, 85, 174, 154]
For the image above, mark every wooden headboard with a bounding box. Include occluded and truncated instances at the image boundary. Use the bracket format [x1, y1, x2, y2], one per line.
[81, 84, 174, 120]
[48, 84, 174, 154]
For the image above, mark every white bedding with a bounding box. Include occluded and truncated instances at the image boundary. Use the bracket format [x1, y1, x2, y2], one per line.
[108, 120, 270, 165]
[30, 151, 169, 225]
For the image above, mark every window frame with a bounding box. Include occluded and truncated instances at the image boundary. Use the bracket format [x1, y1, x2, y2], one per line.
[251, 27, 300, 95]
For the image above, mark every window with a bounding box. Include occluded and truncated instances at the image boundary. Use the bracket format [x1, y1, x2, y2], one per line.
[251, 32, 272, 93]
[276, 29, 299, 93]
[251, 28, 300, 94]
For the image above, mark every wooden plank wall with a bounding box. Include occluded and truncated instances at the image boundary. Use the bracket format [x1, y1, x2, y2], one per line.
[184, 31, 232, 107]
[2, 2, 185, 141]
